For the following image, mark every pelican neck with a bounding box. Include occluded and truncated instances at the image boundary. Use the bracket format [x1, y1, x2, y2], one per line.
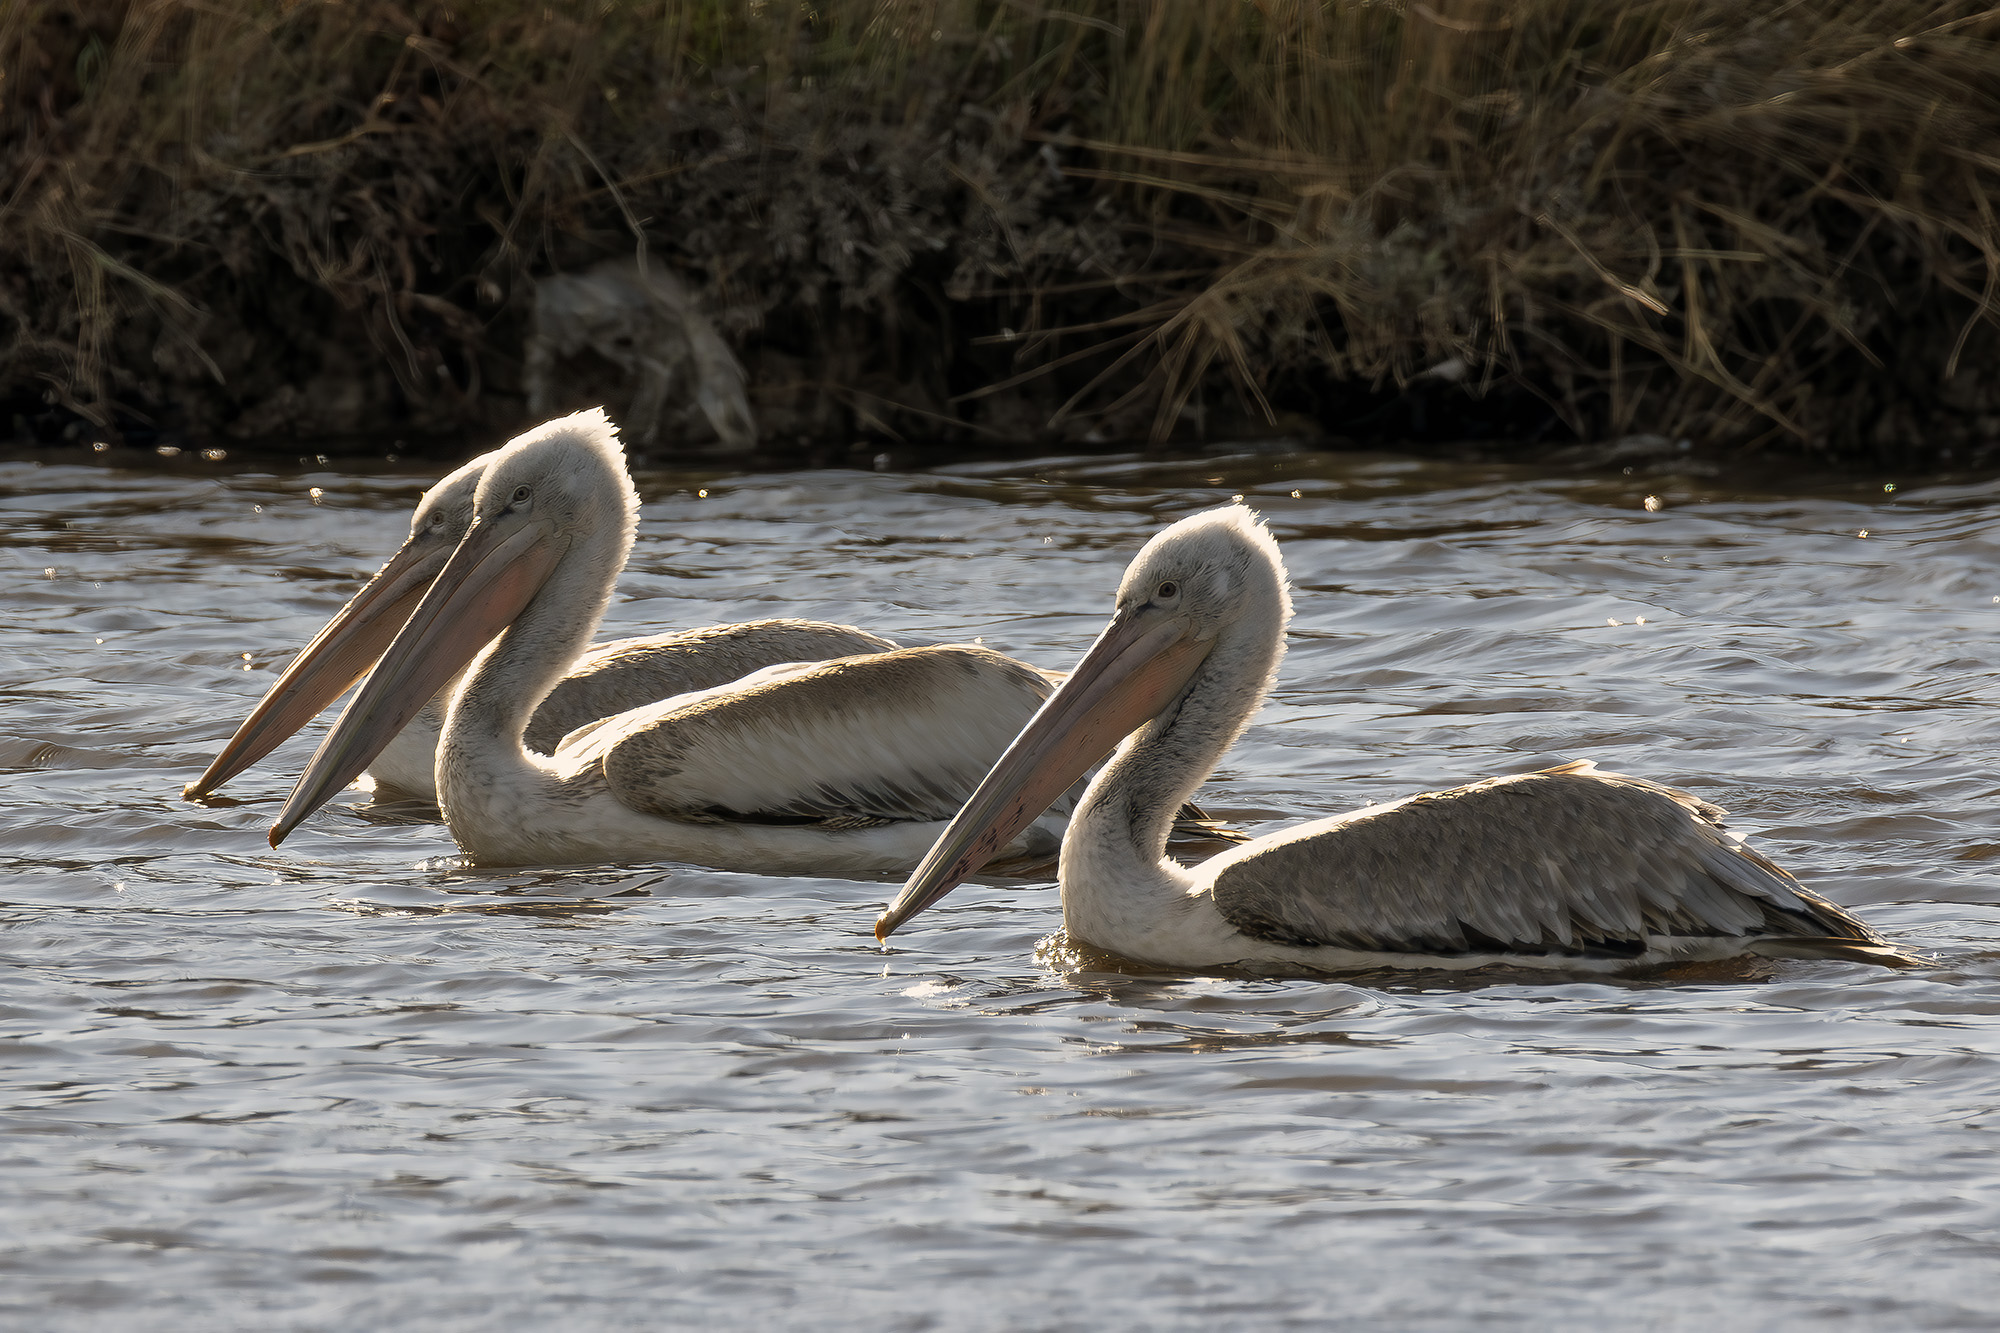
[1065, 593, 1287, 884]
[446, 518, 627, 760]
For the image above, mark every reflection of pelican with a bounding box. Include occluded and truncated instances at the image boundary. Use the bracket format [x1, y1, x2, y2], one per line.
[878, 505, 1910, 972]
[185, 413, 895, 804]
[264, 414, 1078, 873]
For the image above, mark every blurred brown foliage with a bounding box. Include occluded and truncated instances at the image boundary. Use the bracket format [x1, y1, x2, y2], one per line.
[5, 1, 2000, 455]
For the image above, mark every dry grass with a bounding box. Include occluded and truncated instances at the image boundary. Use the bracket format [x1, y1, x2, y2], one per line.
[5, 0, 2000, 455]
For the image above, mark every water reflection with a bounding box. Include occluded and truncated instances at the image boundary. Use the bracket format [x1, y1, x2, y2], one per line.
[0, 443, 1996, 1324]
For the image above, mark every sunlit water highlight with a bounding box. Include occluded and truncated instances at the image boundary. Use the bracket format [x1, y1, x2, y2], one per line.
[2, 443, 1997, 1328]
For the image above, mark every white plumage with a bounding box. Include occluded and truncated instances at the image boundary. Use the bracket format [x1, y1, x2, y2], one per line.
[266, 412, 1076, 873]
[878, 505, 1910, 973]
[186, 413, 896, 805]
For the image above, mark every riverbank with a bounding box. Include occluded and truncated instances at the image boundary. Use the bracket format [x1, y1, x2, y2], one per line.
[7, 1, 1999, 459]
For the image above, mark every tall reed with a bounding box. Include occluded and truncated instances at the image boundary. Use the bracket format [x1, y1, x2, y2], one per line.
[5, 1, 1997, 454]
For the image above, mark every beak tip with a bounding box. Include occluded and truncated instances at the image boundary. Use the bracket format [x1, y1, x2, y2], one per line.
[181, 781, 205, 802]
[873, 914, 894, 942]
[267, 824, 286, 849]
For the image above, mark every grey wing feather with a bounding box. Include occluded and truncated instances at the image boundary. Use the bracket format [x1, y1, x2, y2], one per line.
[524, 619, 897, 753]
[1211, 761, 1901, 962]
[582, 645, 1054, 825]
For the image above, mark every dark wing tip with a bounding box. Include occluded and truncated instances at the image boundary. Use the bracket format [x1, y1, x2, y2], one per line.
[1168, 801, 1251, 848]
[1747, 936, 1922, 969]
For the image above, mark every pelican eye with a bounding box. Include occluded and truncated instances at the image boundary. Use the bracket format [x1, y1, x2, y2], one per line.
[426, 511, 445, 531]
[510, 484, 532, 506]
[1155, 580, 1179, 601]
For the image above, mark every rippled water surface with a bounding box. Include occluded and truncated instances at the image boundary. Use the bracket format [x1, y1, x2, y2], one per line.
[4, 441, 1999, 1329]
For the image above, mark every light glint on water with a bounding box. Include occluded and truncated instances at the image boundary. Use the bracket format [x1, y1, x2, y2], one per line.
[0, 446, 1996, 1328]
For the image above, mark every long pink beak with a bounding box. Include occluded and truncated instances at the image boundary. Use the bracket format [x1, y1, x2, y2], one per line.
[875, 604, 1207, 940]
[183, 536, 445, 801]
[268, 511, 563, 847]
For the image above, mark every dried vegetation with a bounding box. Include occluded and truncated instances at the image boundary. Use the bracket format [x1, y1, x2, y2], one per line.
[5, 1, 2000, 456]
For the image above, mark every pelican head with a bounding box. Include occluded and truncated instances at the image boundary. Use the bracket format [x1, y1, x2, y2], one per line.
[1110, 503, 1290, 644]
[465, 407, 640, 561]
[182, 448, 496, 801]
[876, 503, 1289, 938]
[269, 409, 637, 845]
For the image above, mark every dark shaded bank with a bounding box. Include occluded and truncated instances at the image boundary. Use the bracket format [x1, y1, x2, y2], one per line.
[6, 1, 2000, 461]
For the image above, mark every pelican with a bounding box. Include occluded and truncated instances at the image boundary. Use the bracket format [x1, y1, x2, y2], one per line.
[184, 411, 897, 805]
[876, 504, 1911, 973]
[263, 414, 1099, 873]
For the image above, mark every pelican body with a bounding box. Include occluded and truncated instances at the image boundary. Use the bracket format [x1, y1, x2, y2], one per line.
[185, 430, 894, 805]
[877, 505, 1909, 974]
[265, 413, 1082, 874]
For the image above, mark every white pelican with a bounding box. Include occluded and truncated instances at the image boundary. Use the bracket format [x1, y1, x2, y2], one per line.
[876, 505, 1911, 973]
[263, 414, 1093, 873]
[184, 414, 897, 804]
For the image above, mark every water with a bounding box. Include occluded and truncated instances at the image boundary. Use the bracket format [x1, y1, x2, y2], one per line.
[2, 442, 1996, 1329]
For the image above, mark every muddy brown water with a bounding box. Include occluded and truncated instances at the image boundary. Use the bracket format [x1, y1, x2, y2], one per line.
[2, 443, 1996, 1329]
